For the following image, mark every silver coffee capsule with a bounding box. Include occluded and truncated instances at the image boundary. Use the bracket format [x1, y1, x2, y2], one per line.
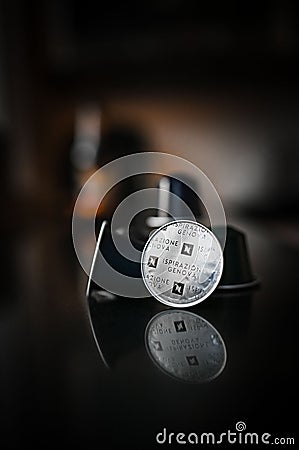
[141, 220, 223, 307]
[145, 310, 227, 383]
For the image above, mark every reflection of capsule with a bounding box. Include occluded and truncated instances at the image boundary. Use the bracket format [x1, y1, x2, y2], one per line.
[145, 310, 227, 384]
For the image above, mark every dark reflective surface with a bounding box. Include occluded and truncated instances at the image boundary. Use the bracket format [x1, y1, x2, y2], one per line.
[89, 289, 227, 383]
[1, 219, 298, 448]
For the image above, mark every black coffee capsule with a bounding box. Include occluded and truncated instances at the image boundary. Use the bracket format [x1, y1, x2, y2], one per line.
[217, 226, 258, 290]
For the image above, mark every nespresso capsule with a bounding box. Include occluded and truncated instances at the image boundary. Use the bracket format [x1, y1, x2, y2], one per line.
[141, 220, 223, 307]
[217, 226, 258, 290]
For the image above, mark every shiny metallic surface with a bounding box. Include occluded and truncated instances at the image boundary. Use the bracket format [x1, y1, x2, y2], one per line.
[145, 310, 227, 383]
[141, 220, 223, 307]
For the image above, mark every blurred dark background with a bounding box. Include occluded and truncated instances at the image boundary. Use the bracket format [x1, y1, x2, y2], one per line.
[0, 1, 298, 449]
[1, 1, 299, 218]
